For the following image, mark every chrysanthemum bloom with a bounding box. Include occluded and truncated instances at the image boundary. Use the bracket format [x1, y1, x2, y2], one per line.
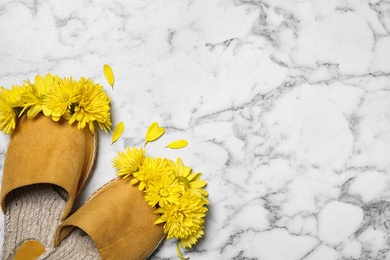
[68, 77, 111, 133]
[112, 147, 145, 179]
[0, 85, 31, 134]
[0, 101, 16, 135]
[155, 192, 207, 247]
[144, 172, 184, 207]
[132, 157, 172, 191]
[43, 77, 80, 121]
[1, 84, 31, 108]
[170, 158, 208, 204]
[21, 74, 55, 118]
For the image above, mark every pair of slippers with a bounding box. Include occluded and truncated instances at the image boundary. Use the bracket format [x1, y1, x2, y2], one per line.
[1, 115, 163, 259]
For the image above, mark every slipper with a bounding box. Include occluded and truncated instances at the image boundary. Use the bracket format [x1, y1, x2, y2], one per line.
[51, 177, 164, 260]
[49, 123, 208, 260]
[0, 114, 97, 259]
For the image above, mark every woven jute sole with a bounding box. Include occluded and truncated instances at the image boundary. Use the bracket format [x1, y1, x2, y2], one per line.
[41, 228, 99, 259]
[42, 227, 164, 260]
[2, 184, 67, 259]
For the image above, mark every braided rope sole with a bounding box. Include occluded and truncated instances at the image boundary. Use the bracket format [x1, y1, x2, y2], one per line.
[41, 228, 99, 260]
[2, 184, 67, 259]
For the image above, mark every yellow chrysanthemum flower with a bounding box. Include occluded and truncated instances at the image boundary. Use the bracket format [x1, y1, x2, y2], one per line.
[43, 77, 80, 121]
[155, 192, 207, 246]
[132, 157, 172, 191]
[0, 100, 17, 135]
[112, 147, 145, 179]
[0, 84, 31, 135]
[21, 74, 54, 118]
[171, 158, 208, 204]
[1, 84, 31, 108]
[144, 172, 184, 207]
[0, 73, 113, 135]
[68, 77, 111, 133]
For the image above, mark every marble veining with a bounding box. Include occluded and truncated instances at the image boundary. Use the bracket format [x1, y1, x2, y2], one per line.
[1, 0, 390, 259]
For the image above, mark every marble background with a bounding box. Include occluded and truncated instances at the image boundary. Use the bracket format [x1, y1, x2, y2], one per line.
[0, 0, 390, 259]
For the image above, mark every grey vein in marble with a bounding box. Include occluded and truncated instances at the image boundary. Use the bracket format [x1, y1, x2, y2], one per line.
[0, 0, 390, 259]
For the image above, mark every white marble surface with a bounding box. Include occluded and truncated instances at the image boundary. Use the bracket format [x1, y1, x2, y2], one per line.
[0, 0, 390, 259]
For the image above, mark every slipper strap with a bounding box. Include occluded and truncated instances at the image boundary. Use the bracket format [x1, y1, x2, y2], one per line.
[55, 178, 164, 260]
[0, 114, 96, 220]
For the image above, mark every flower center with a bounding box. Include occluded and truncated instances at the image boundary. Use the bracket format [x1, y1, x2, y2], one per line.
[159, 188, 169, 197]
[61, 93, 69, 102]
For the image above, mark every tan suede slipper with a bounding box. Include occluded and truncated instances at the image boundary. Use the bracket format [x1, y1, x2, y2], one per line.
[0, 114, 97, 259]
[48, 177, 164, 260]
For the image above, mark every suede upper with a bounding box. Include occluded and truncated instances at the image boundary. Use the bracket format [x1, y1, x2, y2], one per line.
[0, 114, 96, 220]
[55, 178, 164, 260]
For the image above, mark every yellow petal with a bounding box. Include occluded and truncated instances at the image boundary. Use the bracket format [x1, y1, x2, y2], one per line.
[166, 140, 188, 149]
[44, 73, 53, 84]
[130, 178, 139, 185]
[112, 121, 125, 144]
[27, 105, 41, 118]
[145, 122, 165, 146]
[103, 64, 115, 88]
[34, 75, 46, 94]
[190, 180, 207, 189]
[138, 182, 146, 190]
[154, 217, 165, 225]
[42, 106, 51, 117]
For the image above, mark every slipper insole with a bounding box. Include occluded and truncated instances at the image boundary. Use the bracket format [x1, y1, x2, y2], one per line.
[2, 184, 67, 259]
[42, 228, 99, 260]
